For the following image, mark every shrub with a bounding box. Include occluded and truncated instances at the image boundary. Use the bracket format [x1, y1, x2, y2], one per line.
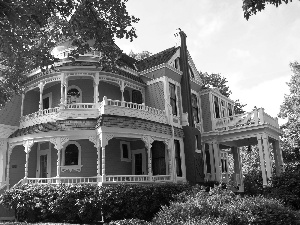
[108, 218, 151, 225]
[0, 183, 191, 223]
[153, 185, 300, 225]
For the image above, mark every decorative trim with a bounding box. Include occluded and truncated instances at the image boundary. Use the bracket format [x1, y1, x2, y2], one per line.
[141, 135, 155, 150]
[23, 139, 35, 153]
[140, 63, 183, 76]
[50, 137, 70, 150]
[88, 135, 99, 148]
[61, 165, 83, 172]
[146, 77, 165, 86]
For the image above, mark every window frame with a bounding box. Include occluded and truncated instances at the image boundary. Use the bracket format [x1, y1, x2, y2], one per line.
[61, 141, 82, 172]
[169, 82, 178, 116]
[191, 94, 200, 123]
[120, 141, 131, 162]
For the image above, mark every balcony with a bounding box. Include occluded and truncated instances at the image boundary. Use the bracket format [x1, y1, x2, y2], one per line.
[19, 97, 168, 129]
[212, 108, 279, 132]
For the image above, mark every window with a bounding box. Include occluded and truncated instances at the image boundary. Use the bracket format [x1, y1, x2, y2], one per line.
[205, 144, 211, 174]
[174, 57, 180, 70]
[120, 141, 131, 162]
[67, 86, 82, 104]
[169, 83, 177, 116]
[192, 94, 199, 123]
[132, 90, 143, 104]
[61, 141, 82, 172]
[214, 96, 220, 118]
[188, 66, 195, 79]
[228, 103, 233, 116]
[174, 140, 182, 177]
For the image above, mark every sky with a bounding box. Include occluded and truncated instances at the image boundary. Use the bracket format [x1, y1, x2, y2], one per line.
[115, 0, 300, 125]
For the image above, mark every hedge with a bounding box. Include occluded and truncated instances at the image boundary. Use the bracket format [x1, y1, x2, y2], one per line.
[0, 183, 191, 223]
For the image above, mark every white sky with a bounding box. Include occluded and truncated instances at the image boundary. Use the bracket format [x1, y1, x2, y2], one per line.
[115, 0, 300, 125]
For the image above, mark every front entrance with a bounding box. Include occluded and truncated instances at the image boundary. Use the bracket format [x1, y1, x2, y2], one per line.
[36, 142, 51, 178]
[132, 149, 146, 175]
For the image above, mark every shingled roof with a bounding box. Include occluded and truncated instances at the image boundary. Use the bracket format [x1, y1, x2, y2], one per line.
[135, 46, 179, 71]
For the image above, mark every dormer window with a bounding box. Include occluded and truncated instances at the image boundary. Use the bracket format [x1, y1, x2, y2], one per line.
[169, 83, 178, 116]
[174, 57, 180, 70]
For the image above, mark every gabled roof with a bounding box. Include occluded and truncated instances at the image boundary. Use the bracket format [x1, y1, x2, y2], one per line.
[135, 47, 179, 71]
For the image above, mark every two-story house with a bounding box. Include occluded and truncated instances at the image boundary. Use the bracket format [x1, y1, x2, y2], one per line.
[0, 30, 283, 197]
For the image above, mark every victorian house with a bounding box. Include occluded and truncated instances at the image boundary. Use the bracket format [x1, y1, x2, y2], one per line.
[0, 30, 283, 208]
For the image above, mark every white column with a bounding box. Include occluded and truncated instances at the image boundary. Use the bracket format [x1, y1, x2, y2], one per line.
[64, 76, 68, 105]
[99, 133, 114, 184]
[213, 141, 221, 182]
[60, 73, 65, 106]
[262, 134, 272, 180]
[142, 136, 154, 181]
[94, 73, 100, 104]
[179, 139, 186, 182]
[257, 135, 267, 186]
[0, 140, 7, 186]
[23, 140, 34, 181]
[20, 93, 25, 117]
[39, 82, 44, 111]
[120, 81, 125, 102]
[232, 147, 244, 192]
[209, 143, 215, 180]
[6, 144, 14, 189]
[50, 137, 69, 180]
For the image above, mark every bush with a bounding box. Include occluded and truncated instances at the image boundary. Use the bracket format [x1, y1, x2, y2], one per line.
[0, 183, 191, 223]
[153, 185, 300, 225]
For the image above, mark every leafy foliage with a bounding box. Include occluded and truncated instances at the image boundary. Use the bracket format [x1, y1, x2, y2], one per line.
[128, 50, 152, 60]
[153, 185, 300, 225]
[0, 0, 139, 107]
[243, 0, 295, 20]
[0, 183, 191, 223]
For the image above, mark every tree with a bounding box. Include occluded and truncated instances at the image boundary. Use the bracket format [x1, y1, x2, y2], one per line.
[199, 72, 247, 114]
[278, 62, 300, 166]
[243, 0, 295, 20]
[128, 50, 152, 60]
[0, 0, 139, 107]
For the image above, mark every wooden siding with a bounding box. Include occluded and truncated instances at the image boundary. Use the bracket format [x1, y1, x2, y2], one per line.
[200, 93, 212, 132]
[43, 82, 61, 108]
[28, 143, 38, 178]
[69, 79, 94, 103]
[0, 95, 21, 126]
[98, 81, 122, 101]
[9, 145, 25, 187]
[23, 90, 39, 116]
[145, 81, 165, 110]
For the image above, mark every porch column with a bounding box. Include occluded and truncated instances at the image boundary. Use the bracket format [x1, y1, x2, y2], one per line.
[99, 133, 114, 184]
[20, 93, 25, 117]
[213, 141, 221, 182]
[50, 137, 69, 180]
[232, 147, 244, 192]
[273, 139, 284, 175]
[208, 142, 215, 180]
[38, 82, 45, 111]
[257, 134, 267, 186]
[23, 140, 34, 181]
[179, 139, 186, 181]
[262, 134, 272, 180]
[60, 73, 66, 107]
[0, 139, 7, 185]
[142, 135, 155, 181]
[94, 73, 100, 104]
[120, 81, 125, 102]
[6, 144, 14, 189]
[64, 76, 68, 105]
[88, 135, 101, 182]
[164, 139, 172, 178]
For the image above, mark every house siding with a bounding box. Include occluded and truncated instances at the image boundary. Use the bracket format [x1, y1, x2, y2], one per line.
[28, 143, 38, 178]
[98, 81, 122, 102]
[200, 93, 212, 132]
[69, 79, 94, 103]
[23, 90, 39, 116]
[0, 95, 22, 126]
[43, 83, 61, 108]
[145, 81, 165, 110]
[9, 145, 25, 187]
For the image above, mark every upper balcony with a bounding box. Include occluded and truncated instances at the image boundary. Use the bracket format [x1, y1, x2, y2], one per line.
[211, 108, 280, 132]
[19, 97, 168, 129]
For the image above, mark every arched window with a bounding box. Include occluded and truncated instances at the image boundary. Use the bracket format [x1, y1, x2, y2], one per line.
[61, 141, 82, 172]
[67, 85, 82, 104]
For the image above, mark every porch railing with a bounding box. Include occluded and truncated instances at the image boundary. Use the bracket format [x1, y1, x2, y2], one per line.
[212, 108, 279, 131]
[106, 175, 151, 183]
[65, 103, 96, 109]
[152, 175, 172, 182]
[26, 177, 99, 184]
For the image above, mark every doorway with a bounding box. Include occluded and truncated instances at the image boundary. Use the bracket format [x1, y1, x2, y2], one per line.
[132, 149, 146, 175]
[36, 142, 51, 178]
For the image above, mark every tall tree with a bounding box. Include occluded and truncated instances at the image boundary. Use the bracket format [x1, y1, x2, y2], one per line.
[0, 0, 139, 107]
[278, 62, 300, 166]
[243, 0, 295, 20]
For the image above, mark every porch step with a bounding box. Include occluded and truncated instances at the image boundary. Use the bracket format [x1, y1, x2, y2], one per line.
[0, 205, 15, 222]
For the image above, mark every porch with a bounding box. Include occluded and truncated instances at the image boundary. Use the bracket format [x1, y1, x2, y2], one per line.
[3, 131, 185, 189]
